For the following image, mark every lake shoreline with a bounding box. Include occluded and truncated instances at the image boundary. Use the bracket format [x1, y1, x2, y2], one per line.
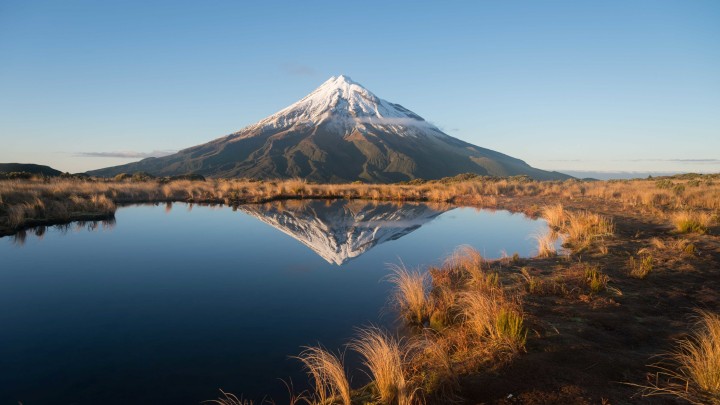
[2, 175, 720, 403]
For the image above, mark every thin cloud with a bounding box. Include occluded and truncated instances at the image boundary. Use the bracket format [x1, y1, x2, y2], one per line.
[543, 159, 583, 162]
[614, 158, 720, 163]
[351, 116, 436, 128]
[280, 63, 316, 77]
[75, 150, 176, 158]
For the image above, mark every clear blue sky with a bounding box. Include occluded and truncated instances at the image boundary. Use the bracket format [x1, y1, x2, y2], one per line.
[1, 0, 719, 175]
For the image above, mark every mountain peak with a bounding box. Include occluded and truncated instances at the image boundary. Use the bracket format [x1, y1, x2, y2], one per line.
[324, 74, 356, 86]
[247, 75, 434, 136]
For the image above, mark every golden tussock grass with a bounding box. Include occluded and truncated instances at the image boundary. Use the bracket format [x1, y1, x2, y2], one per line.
[387, 264, 430, 326]
[672, 211, 713, 234]
[350, 327, 418, 405]
[584, 265, 609, 293]
[3, 173, 719, 234]
[564, 211, 614, 251]
[541, 203, 565, 230]
[532, 231, 557, 258]
[641, 310, 720, 404]
[628, 255, 653, 279]
[295, 346, 351, 405]
[540, 203, 613, 253]
[459, 289, 527, 354]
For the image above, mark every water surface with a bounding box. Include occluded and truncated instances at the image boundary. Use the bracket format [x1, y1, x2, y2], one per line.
[0, 200, 550, 404]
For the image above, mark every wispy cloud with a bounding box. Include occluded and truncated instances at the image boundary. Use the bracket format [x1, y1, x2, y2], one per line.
[280, 63, 316, 76]
[543, 159, 583, 162]
[350, 116, 437, 128]
[75, 150, 176, 158]
[616, 158, 720, 163]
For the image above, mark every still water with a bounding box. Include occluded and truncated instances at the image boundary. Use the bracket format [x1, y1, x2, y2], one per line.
[0, 200, 550, 404]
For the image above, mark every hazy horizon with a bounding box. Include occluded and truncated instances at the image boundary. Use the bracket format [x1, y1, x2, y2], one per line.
[1, 1, 719, 174]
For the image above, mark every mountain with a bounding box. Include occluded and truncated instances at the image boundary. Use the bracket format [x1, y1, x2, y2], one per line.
[0, 163, 63, 176]
[239, 199, 449, 265]
[88, 75, 570, 182]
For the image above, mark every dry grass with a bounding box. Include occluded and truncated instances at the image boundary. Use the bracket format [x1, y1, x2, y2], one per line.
[564, 211, 614, 251]
[459, 289, 527, 354]
[387, 264, 430, 325]
[584, 265, 609, 293]
[295, 346, 351, 405]
[409, 333, 459, 401]
[2, 173, 719, 235]
[672, 211, 713, 234]
[539, 203, 614, 253]
[350, 327, 418, 405]
[628, 255, 653, 279]
[642, 311, 720, 404]
[533, 231, 557, 258]
[541, 203, 565, 230]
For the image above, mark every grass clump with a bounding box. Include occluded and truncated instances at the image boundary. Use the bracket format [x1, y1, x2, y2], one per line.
[459, 289, 527, 353]
[533, 231, 557, 258]
[541, 203, 565, 230]
[564, 211, 614, 251]
[350, 327, 417, 405]
[642, 311, 720, 404]
[673, 211, 712, 234]
[295, 346, 351, 405]
[520, 267, 543, 294]
[387, 264, 430, 326]
[584, 265, 608, 293]
[628, 255, 653, 279]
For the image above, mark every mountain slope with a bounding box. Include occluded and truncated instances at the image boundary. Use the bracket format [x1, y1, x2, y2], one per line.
[0, 163, 63, 176]
[88, 76, 570, 182]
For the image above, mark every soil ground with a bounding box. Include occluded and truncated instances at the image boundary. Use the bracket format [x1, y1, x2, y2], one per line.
[456, 196, 720, 405]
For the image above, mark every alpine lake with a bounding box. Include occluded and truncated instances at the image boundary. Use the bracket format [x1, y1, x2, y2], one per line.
[0, 200, 556, 404]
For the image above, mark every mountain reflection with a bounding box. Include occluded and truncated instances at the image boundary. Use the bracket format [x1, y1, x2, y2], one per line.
[238, 199, 452, 265]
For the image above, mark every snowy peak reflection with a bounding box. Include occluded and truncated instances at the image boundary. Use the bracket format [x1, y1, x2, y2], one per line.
[239, 200, 451, 265]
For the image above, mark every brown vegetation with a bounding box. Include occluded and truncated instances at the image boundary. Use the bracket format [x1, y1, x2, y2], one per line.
[1, 173, 718, 236]
[640, 310, 720, 404]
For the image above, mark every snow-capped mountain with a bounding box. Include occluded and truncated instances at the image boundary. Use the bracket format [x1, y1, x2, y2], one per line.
[239, 199, 449, 265]
[88, 75, 570, 182]
[243, 75, 445, 138]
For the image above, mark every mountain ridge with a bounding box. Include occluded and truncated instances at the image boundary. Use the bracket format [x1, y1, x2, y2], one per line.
[0, 163, 63, 176]
[88, 76, 571, 182]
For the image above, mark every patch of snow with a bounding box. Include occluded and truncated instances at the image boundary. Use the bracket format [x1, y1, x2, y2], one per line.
[235, 75, 447, 138]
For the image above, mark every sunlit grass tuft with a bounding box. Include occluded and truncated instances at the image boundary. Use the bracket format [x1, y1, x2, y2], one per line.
[533, 231, 557, 258]
[295, 345, 351, 405]
[350, 327, 417, 405]
[387, 264, 430, 326]
[641, 311, 720, 404]
[459, 289, 526, 353]
[673, 211, 712, 234]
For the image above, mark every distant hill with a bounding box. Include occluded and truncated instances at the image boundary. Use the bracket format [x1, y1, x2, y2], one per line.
[0, 163, 63, 177]
[88, 75, 571, 182]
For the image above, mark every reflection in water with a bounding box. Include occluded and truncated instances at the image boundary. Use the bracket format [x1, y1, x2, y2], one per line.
[10, 219, 117, 246]
[239, 200, 452, 265]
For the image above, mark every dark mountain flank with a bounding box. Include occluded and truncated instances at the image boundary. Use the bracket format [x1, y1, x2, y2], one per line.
[88, 76, 570, 182]
[0, 163, 63, 176]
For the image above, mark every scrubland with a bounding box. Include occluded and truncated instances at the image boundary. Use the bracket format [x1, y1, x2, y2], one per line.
[1, 173, 718, 235]
[2, 173, 720, 404]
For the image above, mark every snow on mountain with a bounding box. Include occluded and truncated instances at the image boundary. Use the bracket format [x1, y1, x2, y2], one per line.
[239, 199, 449, 265]
[238, 75, 446, 138]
